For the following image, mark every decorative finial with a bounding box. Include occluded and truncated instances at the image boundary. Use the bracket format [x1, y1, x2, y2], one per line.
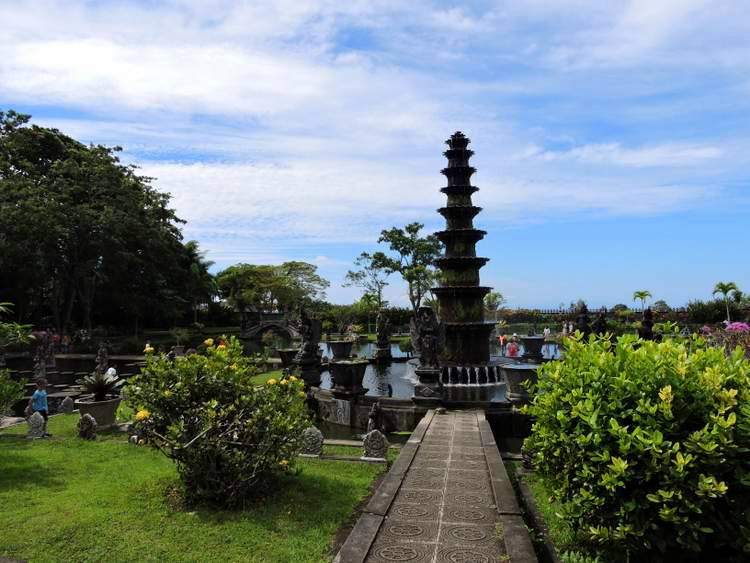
[446, 131, 470, 149]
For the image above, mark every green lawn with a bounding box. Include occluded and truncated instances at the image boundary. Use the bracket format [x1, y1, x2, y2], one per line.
[0, 415, 386, 562]
[250, 369, 284, 385]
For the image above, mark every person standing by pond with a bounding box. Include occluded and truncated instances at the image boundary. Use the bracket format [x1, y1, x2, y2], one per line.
[507, 337, 519, 358]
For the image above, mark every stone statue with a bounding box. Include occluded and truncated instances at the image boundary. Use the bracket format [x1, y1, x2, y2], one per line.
[295, 308, 322, 387]
[592, 309, 608, 335]
[374, 310, 392, 362]
[639, 307, 655, 341]
[367, 401, 383, 433]
[416, 306, 440, 368]
[60, 396, 75, 414]
[576, 304, 591, 338]
[94, 342, 109, 375]
[362, 429, 389, 460]
[300, 426, 324, 456]
[78, 413, 97, 440]
[376, 310, 391, 347]
[27, 412, 45, 439]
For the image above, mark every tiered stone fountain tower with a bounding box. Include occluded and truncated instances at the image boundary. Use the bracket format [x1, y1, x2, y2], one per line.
[432, 132, 500, 391]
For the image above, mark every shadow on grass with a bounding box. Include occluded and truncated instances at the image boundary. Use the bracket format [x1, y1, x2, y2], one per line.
[147, 465, 371, 535]
[0, 451, 66, 493]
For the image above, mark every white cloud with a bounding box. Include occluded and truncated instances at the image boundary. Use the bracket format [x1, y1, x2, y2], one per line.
[525, 142, 723, 167]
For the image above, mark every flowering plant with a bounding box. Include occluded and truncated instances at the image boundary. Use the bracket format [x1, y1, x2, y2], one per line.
[125, 336, 309, 505]
[726, 322, 750, 333]
[525, 334, 750, 557]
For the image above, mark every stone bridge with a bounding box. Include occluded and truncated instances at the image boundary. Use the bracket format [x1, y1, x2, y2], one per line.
[240, 311, 300, 340]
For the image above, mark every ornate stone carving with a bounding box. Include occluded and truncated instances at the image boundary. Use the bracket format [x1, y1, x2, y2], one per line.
[576, 303, 591, 337]
[300, 426, 324, 456]
[367, 401, 383, 432]
[78, 413, 97, 440]
[639, 307, 655, 341]
[295, 308, 322, 387]
[592, 309, 608, 335]
[27, 412, 45, 438]
[59, 396, 75, 414]
[94, 342, 109, 375]
[362, 429, 389, 459]
[416, 306, 440, 368]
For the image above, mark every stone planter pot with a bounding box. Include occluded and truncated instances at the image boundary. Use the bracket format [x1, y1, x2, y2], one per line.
[520, 336, 545, 362]
[75, 396, 122, 429]
[328, 340, 354, 360]
[277, 348, 299, 369]
[330, 360, 368, 397]
[501, 363, 538, 406]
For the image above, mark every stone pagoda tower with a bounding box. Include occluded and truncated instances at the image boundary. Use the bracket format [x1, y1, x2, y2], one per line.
[432, 132, 494, 367]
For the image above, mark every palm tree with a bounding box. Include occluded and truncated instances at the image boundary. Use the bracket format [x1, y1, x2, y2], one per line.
[713, 281, 739, 322]
[184, 241, 217, 324]
[632, 290, 652, 311]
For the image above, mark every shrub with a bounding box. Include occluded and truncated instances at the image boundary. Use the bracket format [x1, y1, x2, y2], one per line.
[524, 334, 750, 558]
[125, 336, 309, 506]
[0, 369, 25, 418]
[687, 299, 740, 324]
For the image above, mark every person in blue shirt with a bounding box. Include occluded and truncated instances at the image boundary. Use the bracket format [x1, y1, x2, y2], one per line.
[28, 378, 51, 437]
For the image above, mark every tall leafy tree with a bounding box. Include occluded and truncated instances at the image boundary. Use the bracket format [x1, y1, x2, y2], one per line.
[483, 291, 506, 321]
[370, 223, 442, 317]
[713, 281, 739, 322]
[183, 241, 217, 324]
[216, 262, 329, 314]
[343, 252, 390, 309]
[0, 110, 192, 332]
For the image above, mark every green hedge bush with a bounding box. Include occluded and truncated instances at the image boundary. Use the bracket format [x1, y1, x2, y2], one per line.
[525, 334, 750, 559]
[0, 369, 24, 417]
[126, 336, 309, 506]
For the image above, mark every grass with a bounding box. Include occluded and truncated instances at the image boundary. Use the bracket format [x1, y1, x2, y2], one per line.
[0, 415, 387, 562]
[249, 369, 283, 386]
[507, 462, 605, 563]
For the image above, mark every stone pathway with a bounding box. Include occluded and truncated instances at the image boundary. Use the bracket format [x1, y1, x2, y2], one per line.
[335, 409, 536, 563]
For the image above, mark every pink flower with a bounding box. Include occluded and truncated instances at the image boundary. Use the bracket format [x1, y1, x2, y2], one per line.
[726, 322, 750, 333]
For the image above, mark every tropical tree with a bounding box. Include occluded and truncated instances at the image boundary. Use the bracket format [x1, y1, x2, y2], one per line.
[216, 262, 329, 314]
[343, 252, 390, 309]
[651, 299, 671, 313]
[483, 291, 506, 321]
[713, 281, 739, 322]
[0, 110, 193, 332]
[632, 290, 652, 310]
[370, 223, 442, 317]
[0, 303, 33, 367]
[183, 241, 217, 324]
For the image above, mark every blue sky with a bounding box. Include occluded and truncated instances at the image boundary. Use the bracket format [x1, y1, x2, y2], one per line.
[1, 0, 748, 308]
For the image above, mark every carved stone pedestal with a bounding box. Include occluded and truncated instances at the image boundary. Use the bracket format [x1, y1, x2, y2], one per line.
[412, 367, 442, 407]
[374, 345, 392, 363]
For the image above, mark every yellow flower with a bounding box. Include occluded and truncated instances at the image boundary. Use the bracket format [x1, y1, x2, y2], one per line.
[279, 459, 289, 466]
[280, 379, 288, 385]
[288, 376, 298, 382]
[230, 363, 238, 371]
[217, 344, 226, 350]
[267, 379, 277, 385]
[204, 338, 214, 347]
[143, 345, 155, 354]
[135, 409, 150, 421]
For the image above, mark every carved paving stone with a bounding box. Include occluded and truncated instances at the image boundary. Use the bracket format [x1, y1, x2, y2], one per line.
[363, 429, 389, 459]
[59, 396, 75, 414]
[363, 411, 507, 563]
[300, 426, 324, 456]
[27, 412, 45, 438]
